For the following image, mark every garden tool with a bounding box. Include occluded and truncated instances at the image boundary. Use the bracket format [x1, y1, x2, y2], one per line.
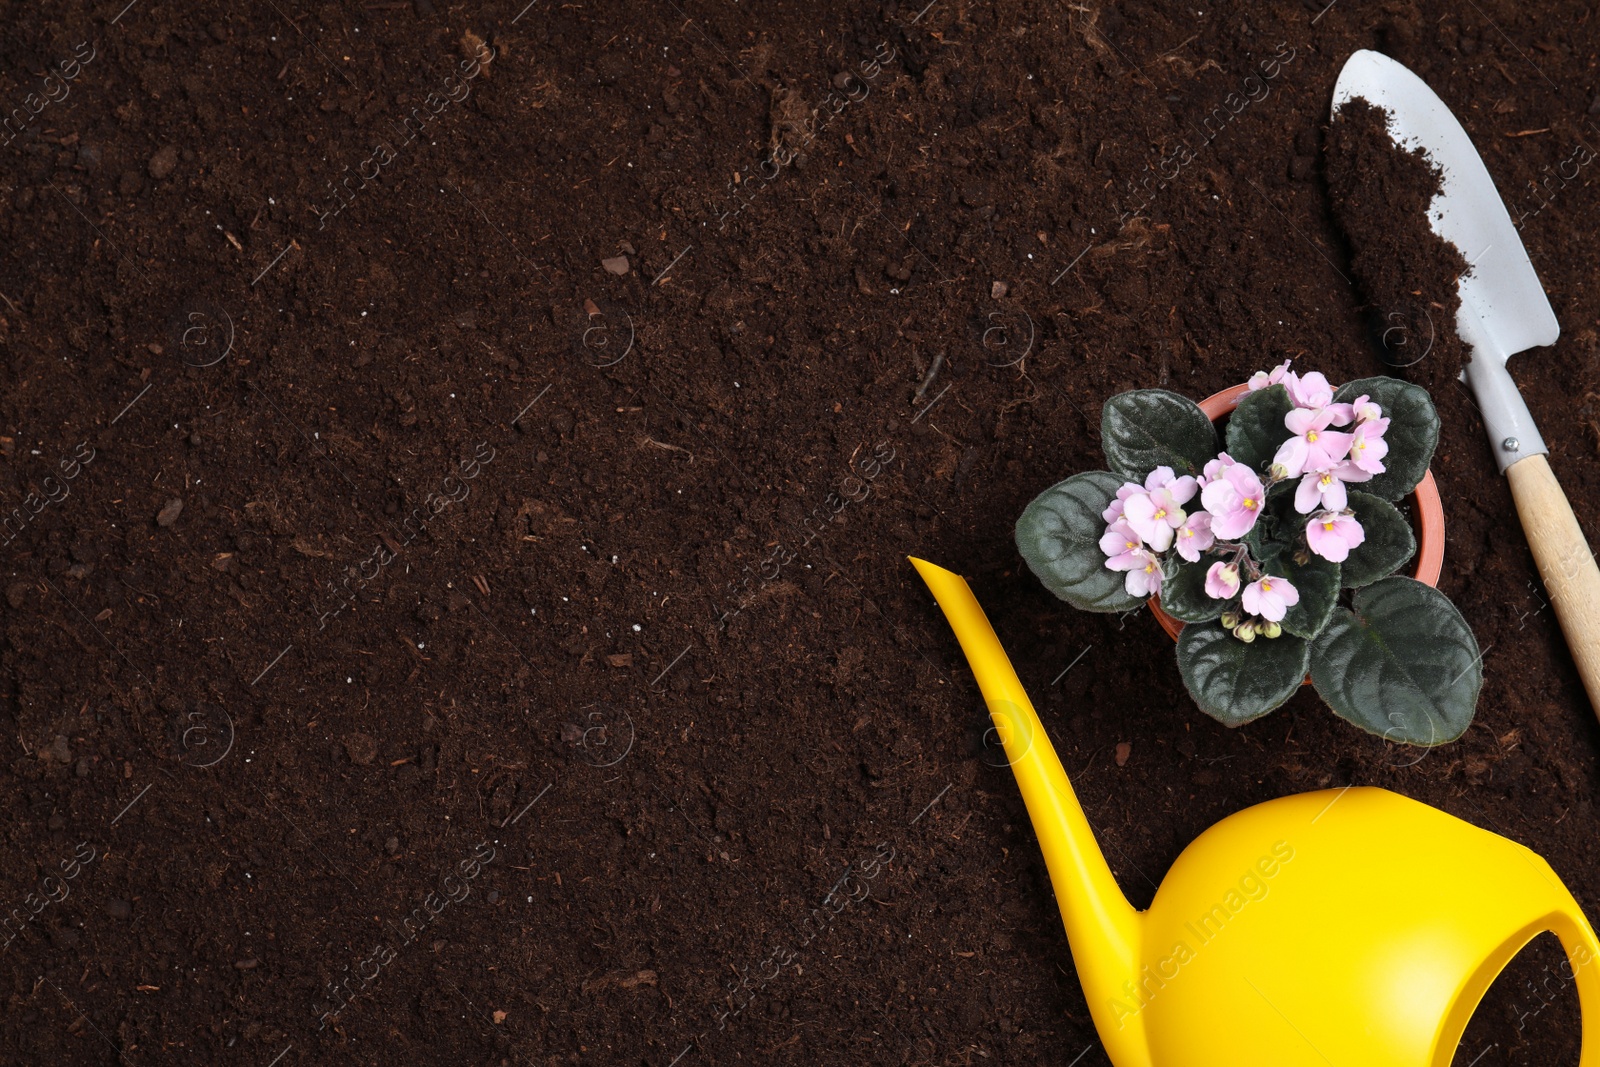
[911, 556, 1600, 1066]
[1332, 50, 1600, 718]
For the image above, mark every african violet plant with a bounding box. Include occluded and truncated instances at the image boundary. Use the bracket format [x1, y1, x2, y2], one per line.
[1016, 363, 1482, 746]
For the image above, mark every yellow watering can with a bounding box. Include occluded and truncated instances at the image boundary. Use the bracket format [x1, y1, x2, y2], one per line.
[911, 557, 1600, 1066]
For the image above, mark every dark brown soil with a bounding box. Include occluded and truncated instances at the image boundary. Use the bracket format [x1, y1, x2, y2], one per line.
[2, 1, 1599, 1065]
[1326, 94, 1472, 380]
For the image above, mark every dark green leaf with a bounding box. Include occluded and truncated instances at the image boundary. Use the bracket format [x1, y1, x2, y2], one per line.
[1340, 491, 1417, 587]
[1100, 389, 1219, 480]
[1016, 471, 1144, 614]
[1244, 481, 1298, 556]
[1331, 377, 1438, 500]
[1223, 384, 1293, 473]
[1309, 577, 1480, 746]
[1177, 622, 1309, 727]
[1155, 556, 1229, 623]
[1258, 541, 1341, 639]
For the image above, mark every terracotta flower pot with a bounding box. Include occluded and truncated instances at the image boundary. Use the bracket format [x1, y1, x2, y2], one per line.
[1148, 382, 1445, 642]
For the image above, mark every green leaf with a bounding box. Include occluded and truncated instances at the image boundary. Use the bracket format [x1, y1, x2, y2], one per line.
[1100, 389, 1219, 481]
[1309, 577, 1480, 746]
[1224, 384, 1293, 473]
[1341, 491, 1417, 588]
[1331, 377, 1438, 500]
[1177, 622, 1309, 727]
[1156, 556, 1228, 623]
[1016, 471, 1144, 614]
[1258, 541, 1341, 639]
[1244, 480, 1298, 556]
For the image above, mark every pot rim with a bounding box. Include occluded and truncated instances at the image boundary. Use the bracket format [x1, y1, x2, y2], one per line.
[1148, 381, 1445, 642]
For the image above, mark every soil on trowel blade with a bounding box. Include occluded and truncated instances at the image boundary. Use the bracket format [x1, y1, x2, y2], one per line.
[1325, 95, 1471, 385]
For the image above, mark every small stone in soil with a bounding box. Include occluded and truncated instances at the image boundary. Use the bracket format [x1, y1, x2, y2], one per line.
[148, 145, 179, 180]
[156, 499, 184, 527]
[601, 255, 630, 275]
[1115, 741, 1132, 766]
[344, 733, 378, 766]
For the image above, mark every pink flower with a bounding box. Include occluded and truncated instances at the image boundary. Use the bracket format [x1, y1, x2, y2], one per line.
[1307, 511, 1366, 563]
[1247, 361, 1292, 391]
[1295, 468, 1349, 513]
[1102, 467, 1196, 524]
[1125, 487, 1188, 552]
[1198, 452, 1235, 487]
[1199, 462, 1266, 540]
[1242, 575, 1299, 622]
[1346, 421, 1389, 476]
[1143, 465, 1198, 500]
[1286, 371, 1334, 410]
[1107, 544, 1163, 598]
[1102, 481, 1141, 523]
[1174, 512, 1214, 563]
[1204, 560, 1240, 599]
[1347, 394, 1385, 424]
[1119, 467, 1197, 553]
[1273, 407, 1355, 479]
[1099, 519, 1144, 561]
[1323, 394, 1385, 428]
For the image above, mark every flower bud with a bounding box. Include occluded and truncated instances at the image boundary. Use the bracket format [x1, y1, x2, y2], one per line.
[1261, 620, 1282, 639]
[1220, 611, 1240, 630]
[1268, 462, 1289, 483]
[1234, 620, 1257, 643]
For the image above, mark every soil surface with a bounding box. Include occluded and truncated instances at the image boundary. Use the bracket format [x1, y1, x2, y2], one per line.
[3, 1, 1600, 1065]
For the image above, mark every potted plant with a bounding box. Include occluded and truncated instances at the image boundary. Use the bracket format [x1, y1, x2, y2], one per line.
[1015, 363, 1481, 745]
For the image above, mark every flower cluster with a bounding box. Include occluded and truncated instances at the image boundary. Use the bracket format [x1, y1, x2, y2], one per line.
[1100, 362, 1389, 642]
[1253, 361, 1390, 562]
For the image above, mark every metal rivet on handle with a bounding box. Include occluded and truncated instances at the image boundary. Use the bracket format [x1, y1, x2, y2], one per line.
[1502, 437, 1521, 453]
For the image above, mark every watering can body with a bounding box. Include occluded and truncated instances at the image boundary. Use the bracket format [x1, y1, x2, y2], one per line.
[911, 558, 1600, 1067]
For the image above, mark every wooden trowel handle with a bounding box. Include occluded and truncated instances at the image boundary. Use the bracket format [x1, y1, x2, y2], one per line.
[1506, 453, 1600, 716]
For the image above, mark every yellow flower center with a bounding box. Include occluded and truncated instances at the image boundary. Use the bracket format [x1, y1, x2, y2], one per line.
[1261, 580, 1273, 592]
[1323, 520, 1335, 531]
[1126, 540, 1137, 550]
[1144, 561, 1155, 574]
[1181, 527, 1192, 539]
[1307, 431, 1319, 443]
[1320, 474, 1333, 487]
[1244, 497, 1258, 510]
[1154, 508, 1167, 521]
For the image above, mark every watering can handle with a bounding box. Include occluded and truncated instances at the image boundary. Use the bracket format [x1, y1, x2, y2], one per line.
[1550, 913, 1600, 1067]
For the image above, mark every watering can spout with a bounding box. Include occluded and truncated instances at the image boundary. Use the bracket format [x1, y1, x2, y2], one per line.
[910, 558, 1147, 1060]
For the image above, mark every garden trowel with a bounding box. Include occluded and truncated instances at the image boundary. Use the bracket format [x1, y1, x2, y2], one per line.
[1332, 50, 1600, 719]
